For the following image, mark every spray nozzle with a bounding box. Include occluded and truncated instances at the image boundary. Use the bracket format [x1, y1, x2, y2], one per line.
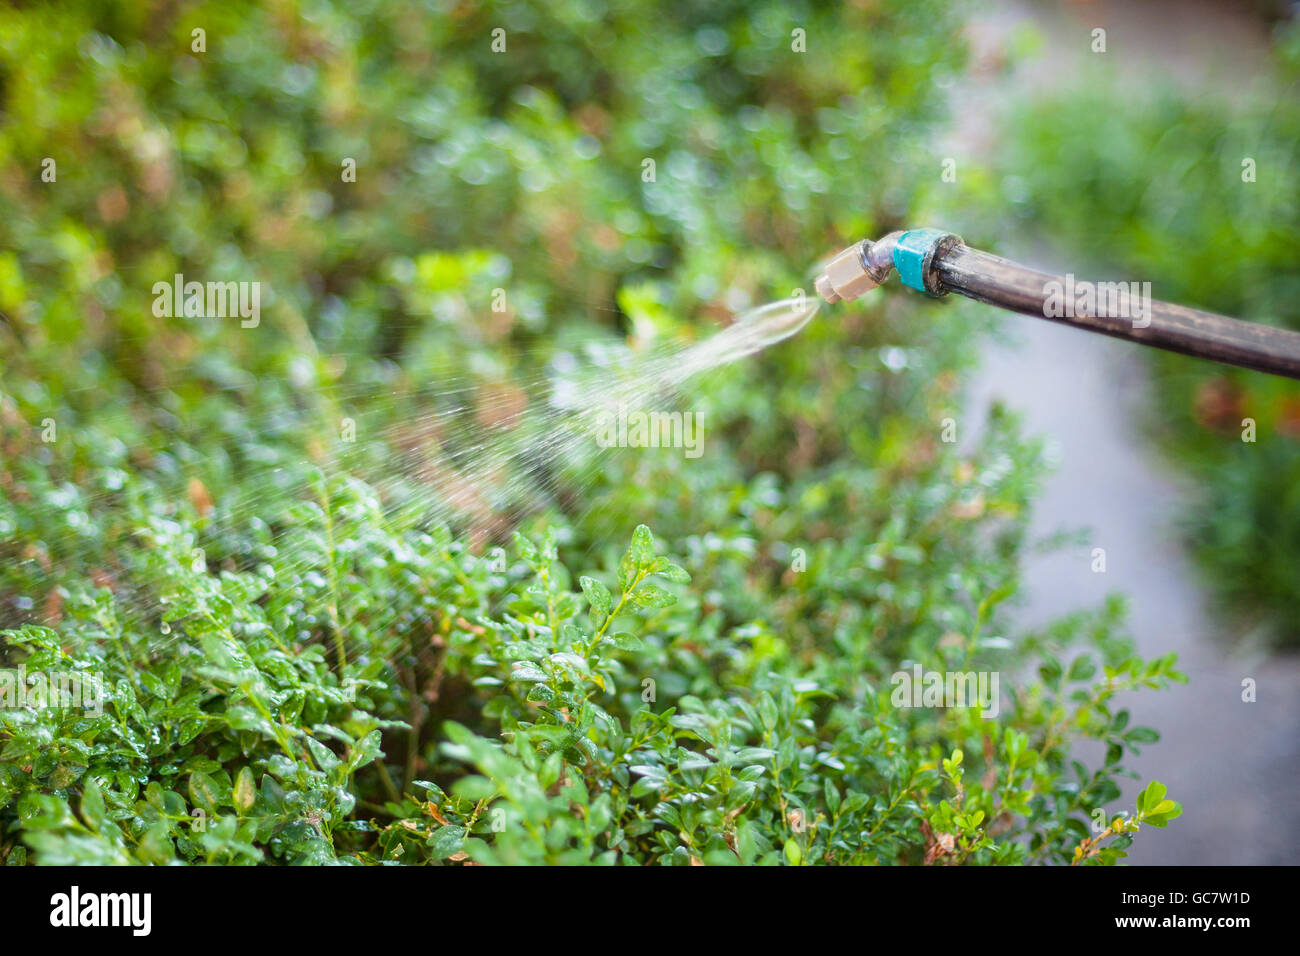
[814, 240, 878, 304]
[815, 230, 961, 303]
[814, 233, 906, 303]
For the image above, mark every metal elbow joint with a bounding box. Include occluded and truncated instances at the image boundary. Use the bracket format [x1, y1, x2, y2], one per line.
[815, 229, 963, 303]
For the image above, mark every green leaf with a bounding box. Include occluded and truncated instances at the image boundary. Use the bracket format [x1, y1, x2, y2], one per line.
[232, 767, 256, 813]
[783, 838, 802, 866]
[79, 781, 109, 833]
[579, 575, 613, 615]
[976, 583, 1015, 626]
[725, 781, 757, 811]
[510, 661, 548, 682]
[617, 548, 637, 593]
[17, 794, 77, 831]
[1137, 780, 1167, 816]
[188, 771, 221, 814]
[1067, 656, 1097, 681]
[631, 584, 676, 608]
[649, 558, 690, 583]
[630, 524, 655, 568]
[137, 821, 175, 864]
[305, 736, 341, 773]
[823, 778, 840, 815]
[610, 631, 644, 651]
[427, 825, 466, 859]
[346, 730, 384, 773]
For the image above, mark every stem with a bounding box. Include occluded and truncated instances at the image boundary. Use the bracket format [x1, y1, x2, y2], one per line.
[375, 761, 402, 805]
[589, 569, 646, 653]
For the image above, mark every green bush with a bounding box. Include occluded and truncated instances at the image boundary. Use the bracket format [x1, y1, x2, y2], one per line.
[992, 23, 1300, 645]
[1, 0, 1182, 864]
[2, 500, 1183, 865]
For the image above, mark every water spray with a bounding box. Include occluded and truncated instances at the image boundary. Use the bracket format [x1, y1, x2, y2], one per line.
[815, 229, 1300, 379]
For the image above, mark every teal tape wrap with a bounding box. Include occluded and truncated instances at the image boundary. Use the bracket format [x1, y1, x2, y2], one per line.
[892, 228, 952, 295]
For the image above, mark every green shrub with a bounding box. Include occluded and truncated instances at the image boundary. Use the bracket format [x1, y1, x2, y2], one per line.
[0, 0, 1183, 864]
[2, 491, 1183, 865]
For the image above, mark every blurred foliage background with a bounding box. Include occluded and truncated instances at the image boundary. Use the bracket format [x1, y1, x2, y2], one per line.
[0, 0, 998, 638]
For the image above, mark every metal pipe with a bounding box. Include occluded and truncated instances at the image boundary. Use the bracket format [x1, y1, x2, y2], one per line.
[814, 230, 1300, 380]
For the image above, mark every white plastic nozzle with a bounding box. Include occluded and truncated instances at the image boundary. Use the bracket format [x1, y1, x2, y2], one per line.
[814, 241, 879, 304]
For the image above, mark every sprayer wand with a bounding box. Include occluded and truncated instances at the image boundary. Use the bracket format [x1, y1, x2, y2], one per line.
[814, 229, 1300, 380]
